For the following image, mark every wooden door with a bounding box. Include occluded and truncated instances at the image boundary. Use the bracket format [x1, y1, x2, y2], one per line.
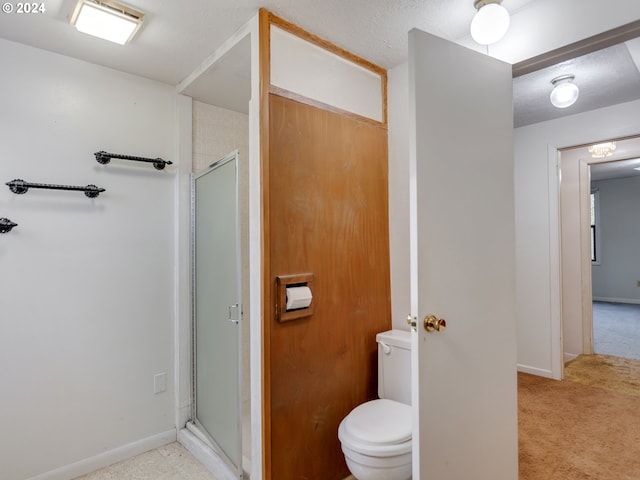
[268, 94, 391, 479]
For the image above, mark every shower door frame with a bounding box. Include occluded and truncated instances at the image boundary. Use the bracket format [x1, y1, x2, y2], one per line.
[190, 150, 243, 478]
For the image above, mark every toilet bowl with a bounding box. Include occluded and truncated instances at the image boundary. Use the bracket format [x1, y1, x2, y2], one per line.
[338, 398, 412, 480]
[339, 329, 413, 479]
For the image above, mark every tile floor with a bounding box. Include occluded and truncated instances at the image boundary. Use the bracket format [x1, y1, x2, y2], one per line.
[72, 442, 357, 480]
[73, 443, 217, 480]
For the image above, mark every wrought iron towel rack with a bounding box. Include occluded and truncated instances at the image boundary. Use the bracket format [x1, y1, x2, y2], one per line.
[6, 179, 106, 198]
[94, 151, 173, 170]
[0, 217, 17, 233]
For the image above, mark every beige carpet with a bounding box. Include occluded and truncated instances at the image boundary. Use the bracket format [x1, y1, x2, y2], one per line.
[519, 355, 640, 480]
[565, 354, 640, 397]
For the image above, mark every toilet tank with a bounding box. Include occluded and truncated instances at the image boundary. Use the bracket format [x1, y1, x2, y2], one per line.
[376, 329, 412, 405]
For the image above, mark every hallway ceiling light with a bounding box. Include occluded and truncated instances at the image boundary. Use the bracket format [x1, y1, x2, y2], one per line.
[470, 0, 510, 45]
[70, 0, 144, 45]
[549, 75, 579, 109]
[588, 142, 617, 158]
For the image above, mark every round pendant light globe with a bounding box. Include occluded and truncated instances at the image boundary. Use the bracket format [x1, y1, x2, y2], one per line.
[470, 3, 510, 45]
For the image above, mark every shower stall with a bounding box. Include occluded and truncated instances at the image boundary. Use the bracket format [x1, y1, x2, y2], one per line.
[190, 151, 243, 478]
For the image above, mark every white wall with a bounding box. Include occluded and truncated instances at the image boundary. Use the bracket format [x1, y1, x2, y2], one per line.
[515, 98, 640, 378]
[0, 39, 178, 480]
[270, 25, 384, 122]
[592, 176, 640, 303]
[388, 63, 411, 331]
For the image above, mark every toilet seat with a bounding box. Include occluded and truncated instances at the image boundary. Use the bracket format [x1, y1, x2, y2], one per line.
[339, 399, 412, 457]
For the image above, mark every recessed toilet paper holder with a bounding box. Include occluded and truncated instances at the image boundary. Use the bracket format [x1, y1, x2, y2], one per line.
[276, 273, 314, 322]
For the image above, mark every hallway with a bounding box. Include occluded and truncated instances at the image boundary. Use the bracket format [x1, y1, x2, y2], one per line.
[593, 301, 640, 360]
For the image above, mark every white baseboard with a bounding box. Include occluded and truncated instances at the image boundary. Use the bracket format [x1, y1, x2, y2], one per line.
[178, 427, 238, 480]
[517, 364, 555, 379]
[26, 429, 177, 480]
[593, 297, 640, 305]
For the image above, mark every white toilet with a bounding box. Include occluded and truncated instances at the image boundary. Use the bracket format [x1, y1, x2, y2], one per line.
[338, 329, 412, 480]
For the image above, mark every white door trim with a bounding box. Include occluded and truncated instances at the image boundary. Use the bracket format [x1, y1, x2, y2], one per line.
[548, 145, 564, 380]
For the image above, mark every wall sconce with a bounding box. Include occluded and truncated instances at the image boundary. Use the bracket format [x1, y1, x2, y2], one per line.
[470, 0, 510, 45]
[550, 75, 579, 109]
[588, 142, 617, 158]
[70, 0, 144, 45]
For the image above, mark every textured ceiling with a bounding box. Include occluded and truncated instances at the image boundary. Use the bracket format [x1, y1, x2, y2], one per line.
[0, 0, 640, 128]
[514, 41, 640, 127]
[0, 0, 635, 85]
[0, 0, 533, 86]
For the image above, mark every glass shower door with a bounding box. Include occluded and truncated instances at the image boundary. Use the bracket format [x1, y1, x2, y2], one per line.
[192, 151, 242, 477]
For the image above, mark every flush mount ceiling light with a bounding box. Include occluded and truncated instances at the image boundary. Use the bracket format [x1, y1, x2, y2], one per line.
[470, 0, 510, 45]
[588, 142, 617, 159]
[549, 74, 579, 109]
[70, 0, 144, 45]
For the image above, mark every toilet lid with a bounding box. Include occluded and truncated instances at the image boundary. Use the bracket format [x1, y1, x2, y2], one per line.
[344, 399, 412, 445]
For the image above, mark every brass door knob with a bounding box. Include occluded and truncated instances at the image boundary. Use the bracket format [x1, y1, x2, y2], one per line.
[424, 314, 446, 332]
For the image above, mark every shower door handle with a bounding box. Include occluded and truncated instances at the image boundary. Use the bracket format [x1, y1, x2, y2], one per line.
[228, 304, 240, 324]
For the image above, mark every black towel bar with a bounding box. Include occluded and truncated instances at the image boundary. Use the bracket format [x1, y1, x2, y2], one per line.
[6, 179, 105, 198]
[95, 151, 172, 170]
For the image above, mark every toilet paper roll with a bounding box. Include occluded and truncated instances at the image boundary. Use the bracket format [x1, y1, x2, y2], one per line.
[286, 286, 312, 310]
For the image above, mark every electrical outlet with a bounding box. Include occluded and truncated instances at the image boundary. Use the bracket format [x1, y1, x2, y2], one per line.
[154, 373, 167, 394]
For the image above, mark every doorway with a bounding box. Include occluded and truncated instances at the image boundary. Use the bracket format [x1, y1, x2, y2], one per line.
[590, 156, 640, 360]
[559, 134, 640, 365]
